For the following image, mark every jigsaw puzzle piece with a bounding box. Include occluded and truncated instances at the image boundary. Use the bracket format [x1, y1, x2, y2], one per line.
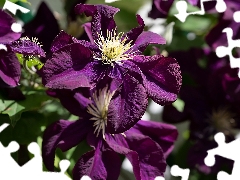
[204, 132, 240, 179]
[21, 142, 42, 173]
[216, 28, 240, 77]
[154, 176, 165, 180]
[3, 0, 30, 15]
[175, 0, 227, 22]
[234, 11, 240, 23]
[215, 27, 240, 77]
[170, 165, 190, 180]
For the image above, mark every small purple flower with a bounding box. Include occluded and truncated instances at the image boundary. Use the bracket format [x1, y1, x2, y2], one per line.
[206, 1, 240, 50]
[42, 84, 178, 180]
[148, 0, 174, 19]
[0, 9, 45, 87]
[42, 4, 181, 106]
[22, 2, 60, 54]
[148, 0, 221, 19]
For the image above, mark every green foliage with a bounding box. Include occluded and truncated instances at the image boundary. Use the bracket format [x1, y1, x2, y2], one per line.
[0, 90, 50, 126]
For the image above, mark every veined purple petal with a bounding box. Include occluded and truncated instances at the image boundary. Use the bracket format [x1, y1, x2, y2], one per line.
[106, 133, 166, 180]
[130, 120, 178, 158]
[42, 119, 91, 171]
[0, 48, 21, 87]
[42, 43, 92, 89]
[0, 10, 21, 44]
[73, 141, 121, 180]
[133, 31, 166, 53]
[10, 39, 46, 57]
[107, 74, 148, 134]
[75, 4, 119, 40]
[133, 55, 182, 105]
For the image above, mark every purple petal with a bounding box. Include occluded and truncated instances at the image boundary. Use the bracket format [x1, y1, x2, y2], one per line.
[50, 30, 78, 53]
[0, 10, 21, 44]
[222, 68, 240, 102]
[107, 74, 148, 134]
[0, 48, 21, 87]
[148, 0, 174, 19]
[205, 2, 240, 49]
[106, 133, 166, 180]
[82, 22, 94, 44]
[124, 15, 144, 45]
[22, 2, 60, 54]
[50, 30, 93, 53]
[42, 43, 92, 89]
[73, 142, 121, 180]
[134, 31, 166, 53]
[133, 55, 182, 105]
[42, 119, 91, 171]
[47, 88, 91, 117]
[187, 0, 199, 5]
[75, 4, 119, 40]
[10, 39, 46, 57]
[130, 120, 178, 158]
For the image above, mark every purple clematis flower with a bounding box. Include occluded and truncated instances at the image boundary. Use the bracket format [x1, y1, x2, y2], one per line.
[0, 9, 45, 87]
[42, 83, 178, 180]
[42, 4, 181, 107]
[22, 2, 60, 54]
[148, 0, 174, 19]
[206, 1, 240, 50]
[162, 48, 239, 174]
[148, 0, 217, 19]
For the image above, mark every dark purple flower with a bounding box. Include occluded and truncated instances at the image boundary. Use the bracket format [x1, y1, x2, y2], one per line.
[148, 0, 217, 19]
[42, 84, 178, 180]
[22, 2, 60, 54]
[42, 4, 182, 106]
[148, 0, 174, 19]
[206, 1, 240, 49]
[0, 10, 45, 87]
[162, 48, 239, 174]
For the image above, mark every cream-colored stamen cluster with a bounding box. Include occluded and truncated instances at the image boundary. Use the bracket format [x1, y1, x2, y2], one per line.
[87, 86, 115, 140]
[208, 107, 236, 136]
[94, 29, 136, 65]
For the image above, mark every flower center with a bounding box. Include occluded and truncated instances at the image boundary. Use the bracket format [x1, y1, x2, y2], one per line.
[87, 86, 115, 139]
[94, 29, 136, 65]
[208, 107, 236, 136]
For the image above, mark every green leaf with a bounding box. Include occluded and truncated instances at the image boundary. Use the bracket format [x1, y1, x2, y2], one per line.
[17, 53, 44, 70]
[9, 0, 30, 5]
[1, 90, 50, 126]
[0, 0, 5, 8]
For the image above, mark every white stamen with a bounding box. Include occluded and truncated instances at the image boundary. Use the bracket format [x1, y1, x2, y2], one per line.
[87, 86, 115, 140]
[94, 29, 136, 65]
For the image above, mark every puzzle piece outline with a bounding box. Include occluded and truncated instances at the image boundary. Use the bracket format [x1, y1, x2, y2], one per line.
[204, 132, 240, 180]
[174, 0, 227, 22]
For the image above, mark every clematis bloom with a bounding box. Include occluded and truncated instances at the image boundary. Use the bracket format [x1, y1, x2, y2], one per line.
[0, 9, 45, 87]
[42, 84, 178, 180]
[42, 4, 181, 107]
